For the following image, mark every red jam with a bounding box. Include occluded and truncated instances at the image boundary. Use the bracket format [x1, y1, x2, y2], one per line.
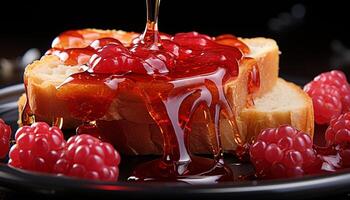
[51, 29, 137, 49]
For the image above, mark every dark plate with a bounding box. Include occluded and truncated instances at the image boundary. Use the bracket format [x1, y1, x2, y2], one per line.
[1, 84, 350, 200]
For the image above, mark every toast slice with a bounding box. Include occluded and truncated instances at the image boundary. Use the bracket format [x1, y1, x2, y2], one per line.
[237, 78, 314, 145]
[18, 29, 284, 154]
[17, 78, 313, 154]
[190, 78, 314, 153]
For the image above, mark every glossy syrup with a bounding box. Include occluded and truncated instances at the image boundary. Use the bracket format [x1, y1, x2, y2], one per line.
[20, 79, 35, 126]
[21, 0, 255, 183]
[246, 59, 260, 107]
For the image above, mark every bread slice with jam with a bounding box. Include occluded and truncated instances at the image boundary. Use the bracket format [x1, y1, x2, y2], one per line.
[16, 29, 313, 155]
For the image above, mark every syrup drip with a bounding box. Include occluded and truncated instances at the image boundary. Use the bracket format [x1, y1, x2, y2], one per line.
[248, 63, 260, 95]
[20, 0, 255, 183]
[246, 59, 260, 107]
[20, 80, 35, 126]
[21, 76, 64, 128]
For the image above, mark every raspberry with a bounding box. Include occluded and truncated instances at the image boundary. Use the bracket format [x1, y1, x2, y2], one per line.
[250, 125, 316, 178]
[53, 134, 120, 181]
[8, 122, 66, 172]
[339, 144, 350, 167]
[315, 112, 350, 169]
[0, 119, 11, 159]
[325, 112, 350, 146]
[314, 70, 348, 86]
[305, 70, 350, 116]
[8, 122, 120, 182]
[304, 82, 342, 124]
[315, 70, 350, 112]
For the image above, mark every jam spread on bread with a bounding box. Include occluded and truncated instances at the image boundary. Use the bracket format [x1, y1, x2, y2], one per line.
[51, 29, 247, 183]
[20, 0, 260, 183]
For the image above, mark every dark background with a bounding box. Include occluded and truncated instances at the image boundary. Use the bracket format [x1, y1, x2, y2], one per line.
[1, 0, 350, 86]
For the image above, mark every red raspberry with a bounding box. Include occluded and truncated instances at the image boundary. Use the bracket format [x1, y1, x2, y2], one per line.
[305, 70, 350, 114]
[315, 70, 350, 112]
[339, 144, 350, 167]
[325, 112, 350, 146]
[249, 125, 316, 178]
[53, 134, 120, 181]
[304, 82, 342, 124]
[314, 70, 348, 86]
[338, 84, 350, 113]
[8, 122, 66, 172]
[0, 119, 11, 159]
[318, 112, 350, 169]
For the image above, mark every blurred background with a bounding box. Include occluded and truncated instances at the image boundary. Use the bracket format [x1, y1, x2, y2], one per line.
[0, 0, 349, 88]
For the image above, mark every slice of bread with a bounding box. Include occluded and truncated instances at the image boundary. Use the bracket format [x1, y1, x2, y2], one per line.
[236, 78, 314, 146]
[19, 78, 312, 154]
[18, 29, 291, 155]
[189, 78, 314, 153]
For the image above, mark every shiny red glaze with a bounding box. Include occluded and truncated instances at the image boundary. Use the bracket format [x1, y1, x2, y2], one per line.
[46, 47, 95, 66]
[90, 38, 124, 50]
[247, 61, 260, 94]
[89, 44, 146, 74]
[51, 29, 131, 49]
[0, 119, 11, 159]
[46, 30, 247, 76]
[215, 34, 250, 54]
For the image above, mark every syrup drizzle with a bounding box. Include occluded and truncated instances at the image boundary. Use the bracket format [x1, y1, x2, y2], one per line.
[21, 73, 63, 128]
[140, 0, 161, 46]
[20, 80, 35, 126]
